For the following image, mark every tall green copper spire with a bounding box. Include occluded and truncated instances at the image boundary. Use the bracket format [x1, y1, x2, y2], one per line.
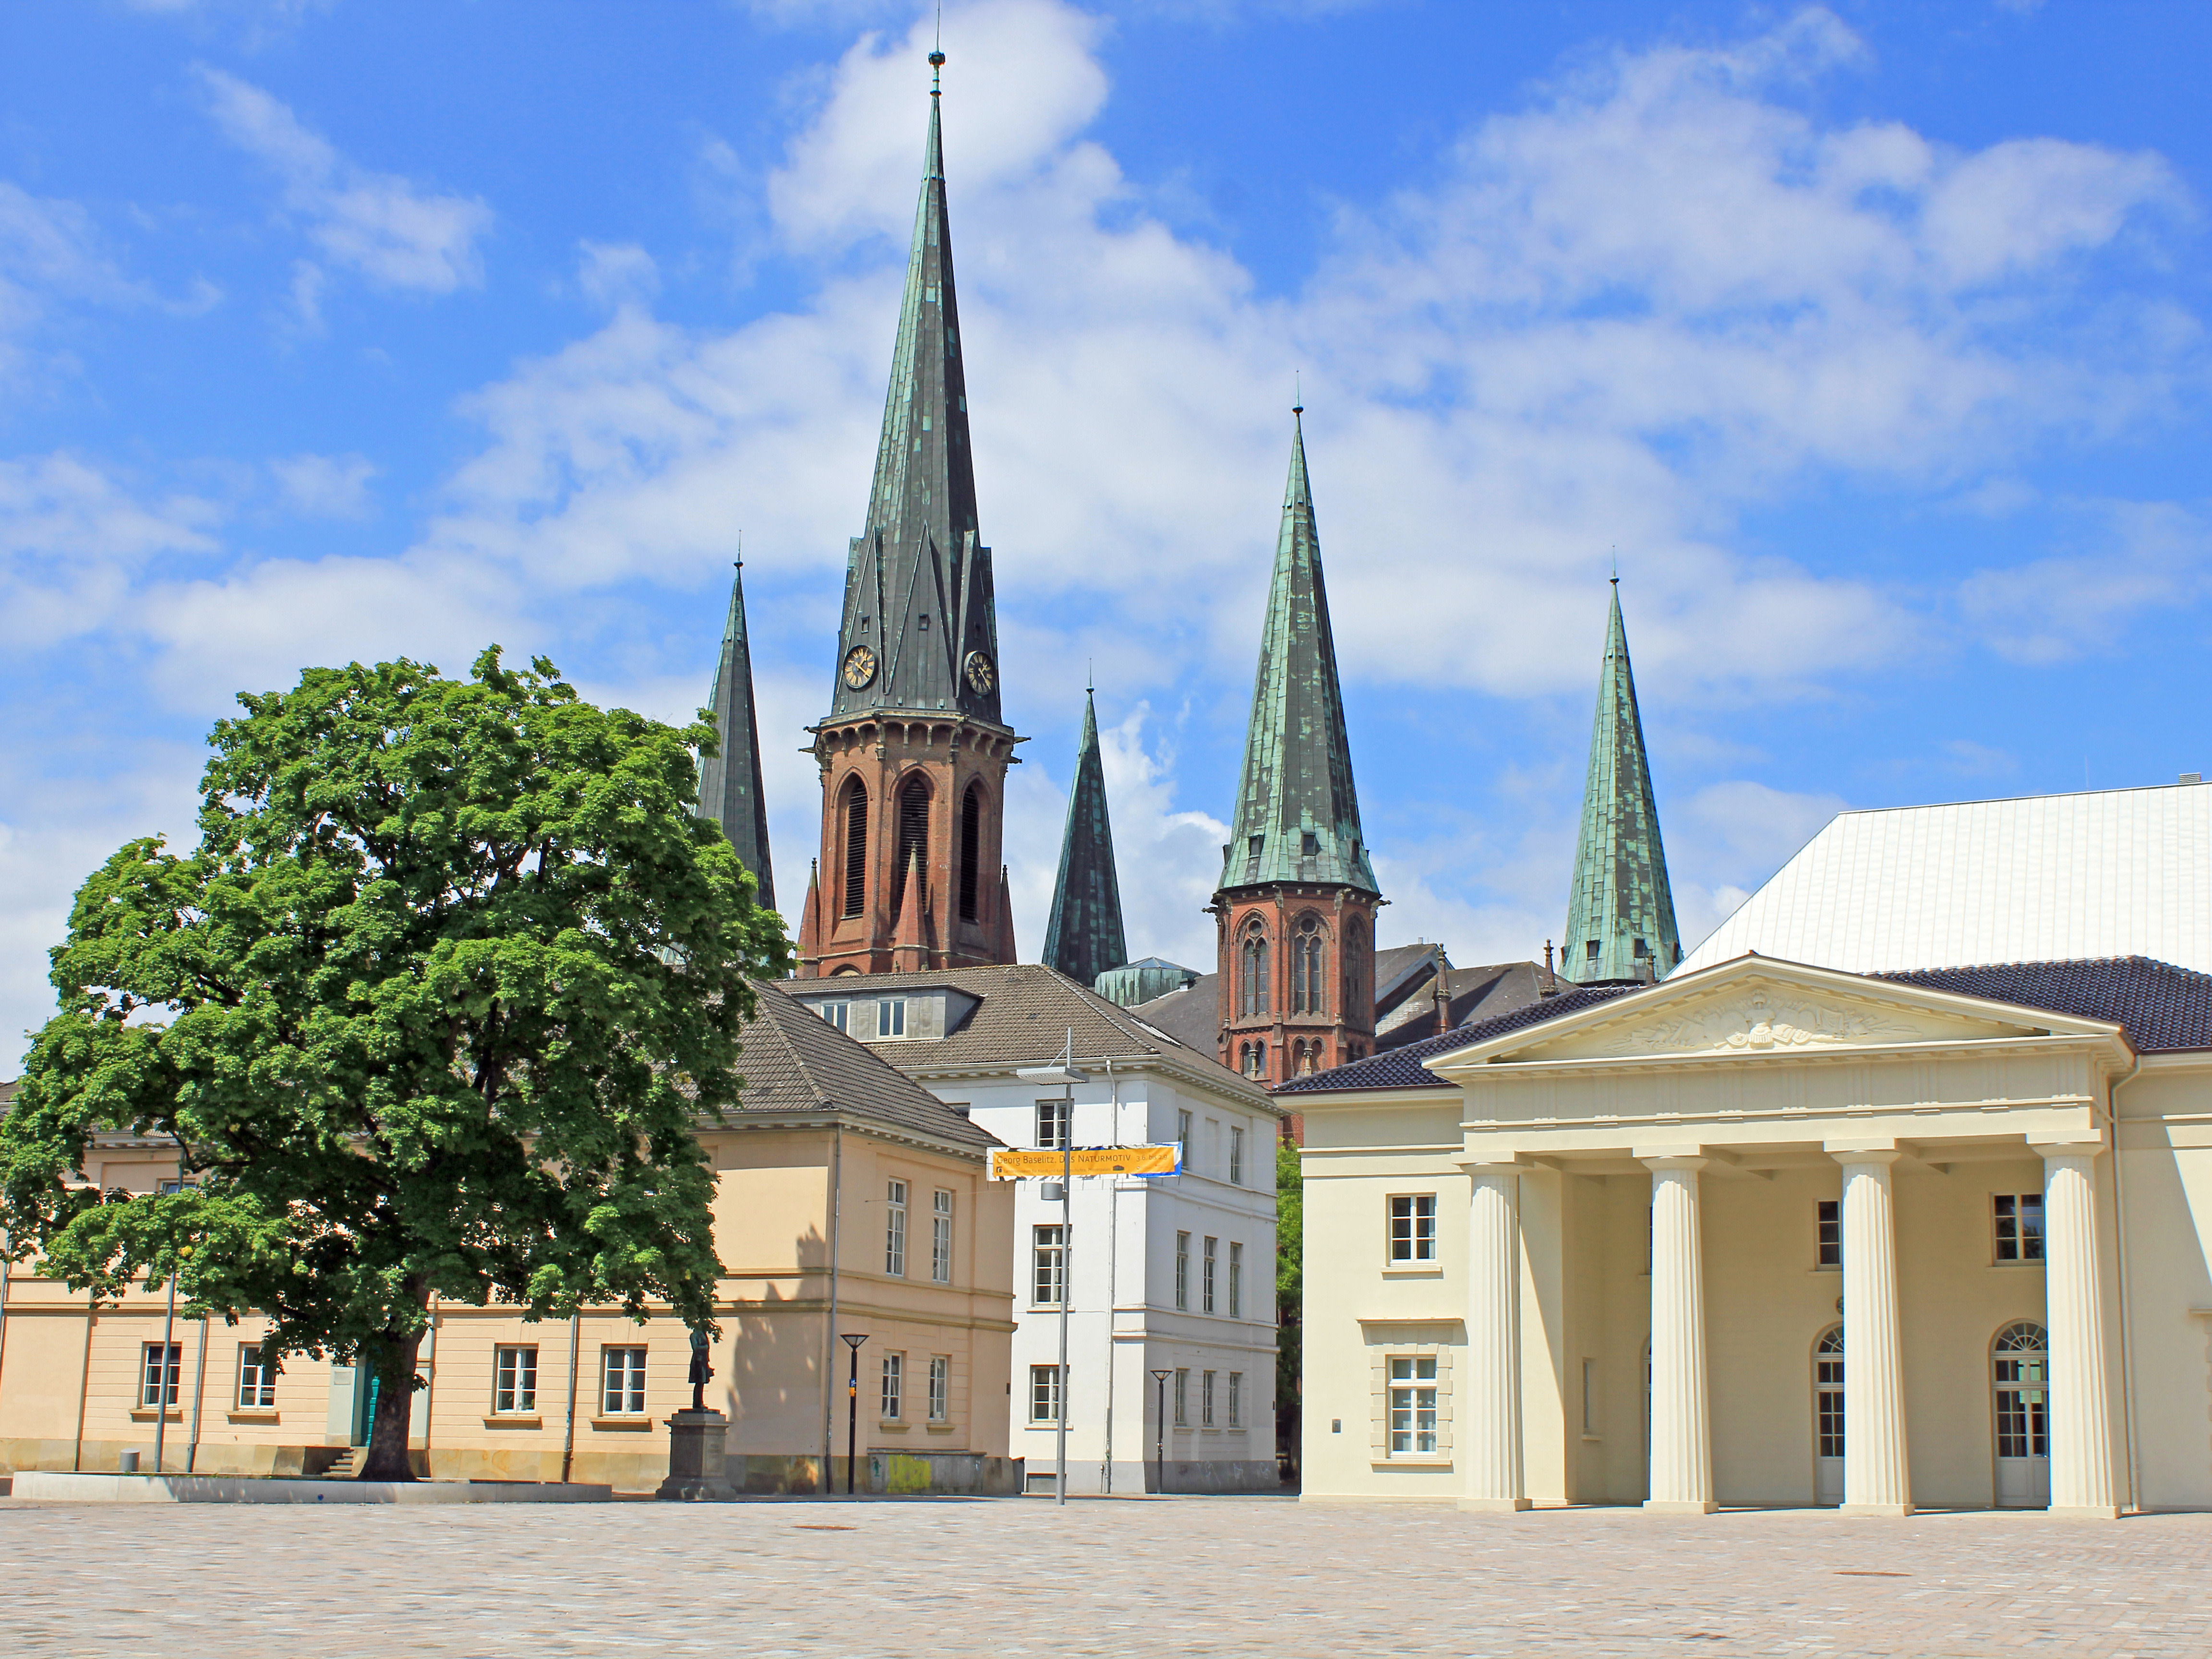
[1563, 579, 1680, 984]
[1219, 410, 1378, 894]
[826, 62, 1002, 726]
[697, 559, 775, 910]
[1042, 686, 1128, 986]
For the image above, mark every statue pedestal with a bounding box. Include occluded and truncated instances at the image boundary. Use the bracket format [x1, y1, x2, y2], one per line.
[656, 1409, 739, 1501]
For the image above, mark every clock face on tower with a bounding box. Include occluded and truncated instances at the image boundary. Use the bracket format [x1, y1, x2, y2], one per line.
[841, 645, 877, 690]
[963, 650, 996, 695]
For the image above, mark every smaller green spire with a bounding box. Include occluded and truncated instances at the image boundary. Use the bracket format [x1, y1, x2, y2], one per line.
[1563, 579, 1679, 984]
[1042, 687, 1127, 986]
[1219, 409, 1376, 894]
[697, 560, 775, 911]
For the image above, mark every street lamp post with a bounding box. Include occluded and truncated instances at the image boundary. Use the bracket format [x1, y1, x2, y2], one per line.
[1150, 1368, 1172, 1495]
[840, 1333, 867, 1495]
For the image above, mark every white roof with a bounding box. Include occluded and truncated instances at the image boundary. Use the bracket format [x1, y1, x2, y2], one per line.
[1678, 781, 2212, 977]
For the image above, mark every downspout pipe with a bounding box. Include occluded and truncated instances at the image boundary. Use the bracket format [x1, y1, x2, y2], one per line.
[823, 1120, 843, 1491]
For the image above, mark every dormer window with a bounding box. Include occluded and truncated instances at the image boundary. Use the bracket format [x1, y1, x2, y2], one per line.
[1300, 832, 1321, 857]
[1633, 938, 1648, 959]
[877, 999, 907, 1039]
[919, 613, 930, 631]
[818, 1001, 851, 1033]
[1586, 940, 1600, 963]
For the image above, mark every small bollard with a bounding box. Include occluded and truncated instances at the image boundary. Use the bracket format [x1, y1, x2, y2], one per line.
[119, 1450, 141, 1473]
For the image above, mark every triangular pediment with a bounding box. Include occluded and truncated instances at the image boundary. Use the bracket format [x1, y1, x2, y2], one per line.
[1431, 955, 2118, 1073]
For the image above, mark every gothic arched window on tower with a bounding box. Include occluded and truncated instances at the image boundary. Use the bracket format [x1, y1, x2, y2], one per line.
[1291, 914, 1326, 1014]
[1241, 1041, 1267, 1080]
[1343, 915, 1367, 1020]
[891, 774, 932, 919]
[959, 783, 983, 921]
[1238, 921, 1270, 1018]
[841, 778, 869, 918]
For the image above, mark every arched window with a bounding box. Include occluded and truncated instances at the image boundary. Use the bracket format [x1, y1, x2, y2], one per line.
[1292, 914, 1326, 1014]
[1813, 1326, 1844, 1505]
[1238, 920, 1270, 1018]
[1296, 1041, 1319, 1076]
[891, 774, 931, 918]
[1993, 1321, 2050, 1507]
[840, 778, 869, 918]
[959, 783, 983, 921]
[1343, 915, 1367, 1021]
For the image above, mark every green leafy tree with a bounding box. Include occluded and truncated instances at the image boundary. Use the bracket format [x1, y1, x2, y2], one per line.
[1275, 1133, 1303, 1473]
[0, 649, 790, 1480]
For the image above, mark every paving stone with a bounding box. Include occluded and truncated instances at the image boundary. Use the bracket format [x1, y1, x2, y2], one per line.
[2, 1495, 2208, 1655]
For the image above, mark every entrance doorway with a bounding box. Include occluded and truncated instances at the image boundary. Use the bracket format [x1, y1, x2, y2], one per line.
[1813, 1326, 1844, 1506]
[1993, 1321, 2050, 1508]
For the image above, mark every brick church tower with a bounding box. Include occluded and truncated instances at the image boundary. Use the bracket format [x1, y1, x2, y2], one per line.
[1208, 409, 1381, 1083]
[797, 59, 1022, 978]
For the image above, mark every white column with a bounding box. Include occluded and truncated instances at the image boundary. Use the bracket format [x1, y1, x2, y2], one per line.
[1641, 1155, 1715, 1514]
[2036, 1142, 2120, 1519]
[1831, 1149, 1911, 1516]
[1460, 1163, 1528, 1511]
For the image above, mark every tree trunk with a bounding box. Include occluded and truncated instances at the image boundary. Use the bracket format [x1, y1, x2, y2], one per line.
[356, 1327, 425, 1481]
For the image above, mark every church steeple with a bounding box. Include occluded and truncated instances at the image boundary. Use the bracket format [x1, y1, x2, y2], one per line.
[697, 559, 774, 910]
[1563, 580, 1681, 984]
[827, 66, 1000, 725]
[1209, 407, 1381, 1088]
[799, 57, 1022, 979]
[1042, 687, 1128, 988]
[1220, 409, 1377, 895]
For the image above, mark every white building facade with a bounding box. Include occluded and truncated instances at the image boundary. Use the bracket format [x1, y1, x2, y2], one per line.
[785, 965, 1283, 1494]
[1288, 782, 2212, 1516]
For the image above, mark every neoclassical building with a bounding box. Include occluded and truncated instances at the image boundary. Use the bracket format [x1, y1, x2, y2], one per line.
[1286, 780, 2212, 1516]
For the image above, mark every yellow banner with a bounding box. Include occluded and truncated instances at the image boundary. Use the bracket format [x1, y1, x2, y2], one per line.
[989, 1145, 1180, 1180]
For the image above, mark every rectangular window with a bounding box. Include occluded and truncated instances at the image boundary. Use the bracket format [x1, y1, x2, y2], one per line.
[601, 1346, 648, 1416]
[928, 1355, 950, 1422]
[1173, 1367, 1189, 1427]
[877, 999, 906, 1039]
[1035, 1097, 1070, 1151]
[1029, 1364, 1062, 1423]
[236, 1343, 276, 1410]
[1388, 1355, 1438, 1455]
[1178, 1109, 1193, 1167]
[881, 1352, 903, 1420]
[1229, 1241, 1244, 1320]
[1202, 1237, 1217, 1313]
[818, 1001, 850, 1033]
[1032, 1224, 1066, 1306]
[1227, 1371, 1242, 1428]
[1816, 1200, 1841, 1268]
[1201, 1369, 1216, 1428]
[1174, 1231, 1190, 1310]
[886, 1179, 908, 1276]
[1994, 1193, 2045, 1262]
[1388, 1194, 1438, 1263]
[140, 1342, 182, 1408]
[1229, 1125, 1246, 1186]
[493, 1346, 538, 1415]
[931, 1189, 954, 1284]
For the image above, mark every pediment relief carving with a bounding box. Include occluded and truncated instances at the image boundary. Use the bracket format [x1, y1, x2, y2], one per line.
[1528, 983, 1995, 1061]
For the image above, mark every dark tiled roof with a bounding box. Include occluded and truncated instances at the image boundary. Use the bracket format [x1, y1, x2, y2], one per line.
[729, 981, 1000, 1151]
[793, 964, 1272, 1106]
[1275, 985, 1635, 1094]
[1878, 957, 2212, 1053]
[1376, 961, 1554, 1052]
[1127, 971, 1219, 1055]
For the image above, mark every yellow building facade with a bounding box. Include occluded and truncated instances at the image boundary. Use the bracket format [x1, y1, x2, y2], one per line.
[0, 985, 1018, 1492]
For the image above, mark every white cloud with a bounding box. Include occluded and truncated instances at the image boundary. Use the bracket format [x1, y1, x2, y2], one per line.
[577, 241, 661, 311]
[1959, 499, 2212, 664]
[0, 452, 222, 646]
[1667, 779, 1848, 948]
[269, 451, 376, 517]
[193, 66, 493, 296]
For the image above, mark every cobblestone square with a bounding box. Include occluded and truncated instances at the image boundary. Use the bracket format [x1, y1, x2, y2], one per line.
[4, 1494, 2207, 1656]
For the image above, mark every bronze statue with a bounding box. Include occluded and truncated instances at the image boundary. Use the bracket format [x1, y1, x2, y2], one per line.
[688, 1328, 713, 1413]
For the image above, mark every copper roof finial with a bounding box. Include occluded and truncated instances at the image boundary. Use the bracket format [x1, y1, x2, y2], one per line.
[930, 6, 945, 92]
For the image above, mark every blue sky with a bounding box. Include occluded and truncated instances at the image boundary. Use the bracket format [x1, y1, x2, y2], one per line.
[2, 0, 2206, 1069]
